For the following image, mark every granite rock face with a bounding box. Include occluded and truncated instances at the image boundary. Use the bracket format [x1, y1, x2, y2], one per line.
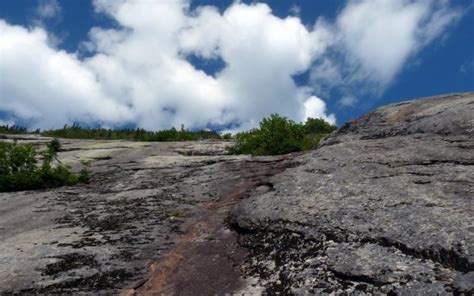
[0, 137, 295, 295]
[230, 93, 474, 295]
[0, 93, 473, 295]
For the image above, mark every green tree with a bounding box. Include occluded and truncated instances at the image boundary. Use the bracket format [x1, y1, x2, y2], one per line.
[229, 114, 304, 156]
[229, 114, 337, 156]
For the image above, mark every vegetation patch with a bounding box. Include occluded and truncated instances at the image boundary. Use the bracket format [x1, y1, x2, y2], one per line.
[228, 115, 337, 156]
[0, 139, 89, 192]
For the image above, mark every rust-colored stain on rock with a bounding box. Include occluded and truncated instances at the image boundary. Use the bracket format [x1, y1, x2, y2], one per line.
[122, 159, 291, 295]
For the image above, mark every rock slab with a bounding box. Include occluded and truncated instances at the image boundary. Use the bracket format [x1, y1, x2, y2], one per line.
[231, 92, 474, 295]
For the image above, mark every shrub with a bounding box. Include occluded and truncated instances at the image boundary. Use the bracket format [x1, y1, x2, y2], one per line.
[0, 142, 37, 174]
[78, 160, 91, 184]
[228, 114, 337, 156]
[78, 169, 90, 184]
[48, 138, 61, 154]
[221, 133, 233, 140]
[0, 140, 87, 192]
[304, 118, 337, 135]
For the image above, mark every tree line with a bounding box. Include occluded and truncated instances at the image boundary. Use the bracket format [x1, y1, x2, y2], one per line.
[0, 124, 230, 141]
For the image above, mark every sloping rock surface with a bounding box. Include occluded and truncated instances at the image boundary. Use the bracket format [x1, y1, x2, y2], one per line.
[231, 92, 474, 294]
[1, 137, 299, 295]
[0, 92, 473, 295]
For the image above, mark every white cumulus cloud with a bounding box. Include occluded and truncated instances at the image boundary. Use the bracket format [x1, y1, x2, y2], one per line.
[0, 21, 133, 129]
[311, 0, 463, 96]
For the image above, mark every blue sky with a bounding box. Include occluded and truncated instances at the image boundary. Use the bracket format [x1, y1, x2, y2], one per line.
[0, 0, 473, 131]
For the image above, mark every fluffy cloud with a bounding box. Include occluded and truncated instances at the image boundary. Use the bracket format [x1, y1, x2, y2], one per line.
[0, 21, 133, 128]
[303, 96, 336, 123]
[0, 0, 463, 130]
[311, 0, 462, 96]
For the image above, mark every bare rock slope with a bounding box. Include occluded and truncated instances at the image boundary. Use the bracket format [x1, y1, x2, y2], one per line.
[0, 92, 473, 295]
[231, 92, 474, 294]
[0, 138, 296, 295]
